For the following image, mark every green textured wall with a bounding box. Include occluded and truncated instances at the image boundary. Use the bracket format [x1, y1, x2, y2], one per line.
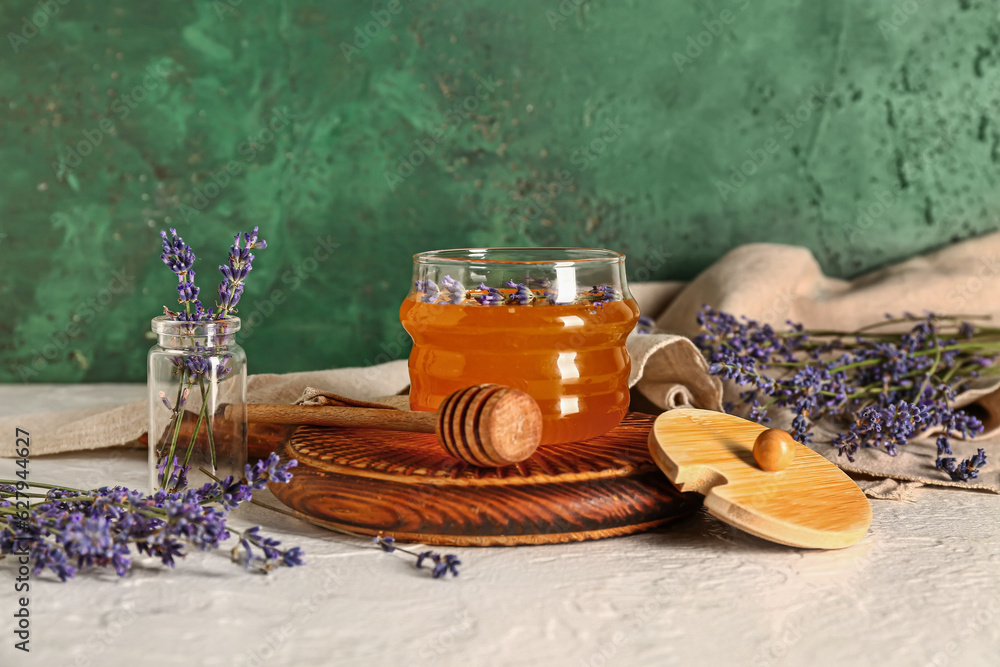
[2, 0, 1000, 382]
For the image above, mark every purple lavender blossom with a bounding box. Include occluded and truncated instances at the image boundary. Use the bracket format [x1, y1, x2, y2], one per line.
[160, 229, 212, 320]
[474, 282, 505, 306]
[439, 275, 466, 305]
[415, 279, 440, 303]
[160, 228, 195, 274]
[157, 455, 190, 491]
[216, 227, 267, 318]
[582, 285, 621, 305]
[939, 448, 988, 481]
[697, 306, 989, 480]
[232, 525, 303, 572]
[244, 453, 298, 490]
[1, 455, 302, 581]
[415, 550, 461, 578]
[504, 280, 534, 305]
[636, 315, 656, 334]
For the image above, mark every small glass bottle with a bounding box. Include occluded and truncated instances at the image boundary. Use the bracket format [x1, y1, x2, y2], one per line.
[147, 316, 247, 492]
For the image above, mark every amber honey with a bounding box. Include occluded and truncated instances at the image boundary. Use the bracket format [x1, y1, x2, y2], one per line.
[401, 296, 640, 445]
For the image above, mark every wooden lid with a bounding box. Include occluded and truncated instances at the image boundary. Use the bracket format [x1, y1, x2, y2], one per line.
[648, 409, 873, 549]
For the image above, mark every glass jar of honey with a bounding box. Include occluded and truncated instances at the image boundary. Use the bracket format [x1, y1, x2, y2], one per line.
[400, 248, 640, 446]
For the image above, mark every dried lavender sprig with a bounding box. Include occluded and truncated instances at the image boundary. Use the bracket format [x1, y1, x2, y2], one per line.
[160, 228, 207, 320]
[696, 306, 990, 480]
[374, 536, 461, 579]
[216, 227, 267, 318]
[0, 454, 302, 581]
[474, 282, 505, 306]
[234, 489, 463, 579]
[504, 280, 534, 306]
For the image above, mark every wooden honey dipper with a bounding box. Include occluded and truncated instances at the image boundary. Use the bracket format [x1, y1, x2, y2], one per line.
[235, 384, 543, 467]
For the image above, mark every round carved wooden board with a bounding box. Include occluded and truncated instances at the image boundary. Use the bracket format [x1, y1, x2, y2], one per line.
[268, 412, 701, 546]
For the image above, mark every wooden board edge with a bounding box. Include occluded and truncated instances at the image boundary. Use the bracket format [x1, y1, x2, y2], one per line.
[285, 508, 693, 547]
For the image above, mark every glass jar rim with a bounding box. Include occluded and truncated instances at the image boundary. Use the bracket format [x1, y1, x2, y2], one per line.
[151, 315, 241, 335]
[412, 247, 626, 266]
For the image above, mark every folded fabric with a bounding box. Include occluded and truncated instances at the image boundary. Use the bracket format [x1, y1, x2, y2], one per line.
[651, 231, 1000, 498]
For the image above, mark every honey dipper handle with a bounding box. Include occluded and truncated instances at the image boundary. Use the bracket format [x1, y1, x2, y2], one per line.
[240, 404, 438, 434]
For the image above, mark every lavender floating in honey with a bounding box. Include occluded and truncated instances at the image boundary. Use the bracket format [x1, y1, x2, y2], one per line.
[413, 279, 626, 307]
[474, 282, 505, 306]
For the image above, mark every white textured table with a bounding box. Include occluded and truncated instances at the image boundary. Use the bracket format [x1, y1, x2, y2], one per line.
[1, 385, 999, 667]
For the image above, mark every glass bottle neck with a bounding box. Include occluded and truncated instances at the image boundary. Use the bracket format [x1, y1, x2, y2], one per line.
[155, 332, 238, 349]
[151, 316, 241, 350]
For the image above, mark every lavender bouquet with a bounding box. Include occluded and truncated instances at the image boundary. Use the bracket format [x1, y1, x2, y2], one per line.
[1, 454, 303, 579]
[153, 228, 266, 492]
[695, 306, 995, 481]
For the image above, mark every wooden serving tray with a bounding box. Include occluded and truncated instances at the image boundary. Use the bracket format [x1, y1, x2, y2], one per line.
[268, 413, 700, 546]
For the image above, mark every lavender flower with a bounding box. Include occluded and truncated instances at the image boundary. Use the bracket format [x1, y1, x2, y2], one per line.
[636, 316, 656, 334]
[156, 455, 190, 491]
[158, 388, 190, 411]
[439, 275, 466, 305]
[939, 449, 988, 481]
[160, 229, 211, 320]
[504, 280, 534, 305]
[1, 456, 302, 581]
[244, 453, 298, 490]
[415, 550, 461, 578]
[582, 285, 620, 306]
[697, 306, 989, 480]
[160, 228, 195, 275]
[415, 279, 440, 303]
[216, 227, 267, 318]
[474, 282, 505, 306]
[232, 525, 303, 573]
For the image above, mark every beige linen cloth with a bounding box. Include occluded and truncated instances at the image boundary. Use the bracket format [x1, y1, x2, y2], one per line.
[6, 231, 1000, 500]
